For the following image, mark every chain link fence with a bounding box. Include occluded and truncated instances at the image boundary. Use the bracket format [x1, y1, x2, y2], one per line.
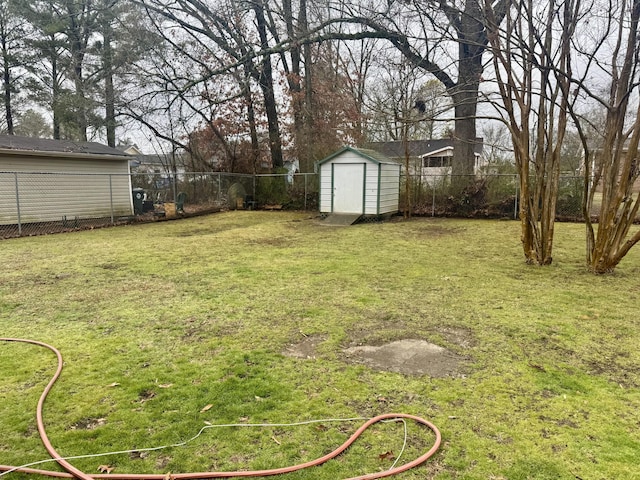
[0, 171, 319, 239]
[0, 170, 628, 239]
[400, 173, 586, 221]
[0, 171, 134, 239]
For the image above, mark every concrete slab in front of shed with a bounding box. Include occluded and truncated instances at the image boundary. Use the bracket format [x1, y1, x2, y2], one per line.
[322, 214, 361, 225]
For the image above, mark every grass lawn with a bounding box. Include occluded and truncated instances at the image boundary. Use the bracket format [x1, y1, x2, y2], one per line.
[1, 211, 639, 480]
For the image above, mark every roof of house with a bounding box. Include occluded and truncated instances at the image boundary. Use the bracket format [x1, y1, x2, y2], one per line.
[0, 134, 130, 158]
[317, 146, 401, 165]
[366, 138, 484, 159]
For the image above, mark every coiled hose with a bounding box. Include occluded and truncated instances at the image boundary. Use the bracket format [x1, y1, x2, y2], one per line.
[0, 338, 441, 479]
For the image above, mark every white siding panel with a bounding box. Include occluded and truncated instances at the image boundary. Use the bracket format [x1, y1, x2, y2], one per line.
[319, 162, 333, 213]
[0, 155, 132, 225]
[0, 172, 18, 224]
[377, 164, 400, 214]
[364, 164, 378, 214]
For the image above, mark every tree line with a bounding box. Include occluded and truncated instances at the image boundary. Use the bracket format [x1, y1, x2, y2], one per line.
[0, 0, 450, 171]
[2, 0, 640, 273]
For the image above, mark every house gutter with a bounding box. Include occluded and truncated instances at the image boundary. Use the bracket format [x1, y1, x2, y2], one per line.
[0, 148, 132, 162]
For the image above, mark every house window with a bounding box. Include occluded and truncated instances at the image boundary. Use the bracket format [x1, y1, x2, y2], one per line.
[423, 156, 452, 168]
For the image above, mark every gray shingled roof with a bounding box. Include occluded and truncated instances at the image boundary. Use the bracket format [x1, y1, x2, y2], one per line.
[366, 138, 483, 159]
[0, 134, 130, 157]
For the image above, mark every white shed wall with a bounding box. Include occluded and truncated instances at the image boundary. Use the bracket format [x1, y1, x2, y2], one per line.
[377, 163, 401, 214]
[364, 164, 379, 215]
[319, 150, 400, 215]
[0, 155, 132, 225]
[319, 161, 333, 213]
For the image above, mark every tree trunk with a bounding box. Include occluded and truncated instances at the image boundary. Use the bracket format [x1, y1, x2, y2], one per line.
[0, 2, 14, 135]
[282, 0, 305, 167]
[51, 42, 61, 140]
[582, 0, 640, 273]
[451, 93, 478, 183]
[253, 1, 283, 170]
[67, 1, 89, 142]
[447, 0, 486, 193]
[2, 34, 13, 135]
[243, 63, 260, 173]
[299, 0, 315, 172]
[485, 0, 570, 266]
[103, 19, 116, 147]
[450, 67, 481, 179]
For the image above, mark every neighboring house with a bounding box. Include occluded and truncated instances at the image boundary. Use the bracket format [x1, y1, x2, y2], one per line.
[123, 147, 192, 201]
[367, 138, 485, 182]
[119, 143, 193, 175]
[0, 135, 133, 225]
[583, 147, 640, 193]
[119, 144, 143, 156]
[317, 146, 401, 216]
[126, 152, 188, 176]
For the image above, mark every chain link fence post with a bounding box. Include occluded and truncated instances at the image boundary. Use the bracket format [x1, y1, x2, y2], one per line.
[514, 175, 519, 220]
[304, 174, 308, 210]
[109, 174, 115, 225]
[14, 172, 22, 236]
[432, 179, 436, 217]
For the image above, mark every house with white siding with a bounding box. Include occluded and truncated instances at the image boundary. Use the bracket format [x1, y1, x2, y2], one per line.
[317, 146, 401, 216]
[367, 138, 484, 183]
[0, 135, 134, 226]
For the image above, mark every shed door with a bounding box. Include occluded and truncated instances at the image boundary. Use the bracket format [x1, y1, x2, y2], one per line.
[333, 163, 365, 213]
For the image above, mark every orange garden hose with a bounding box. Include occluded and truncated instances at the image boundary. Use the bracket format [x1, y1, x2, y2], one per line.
[0, 338, 441, 479]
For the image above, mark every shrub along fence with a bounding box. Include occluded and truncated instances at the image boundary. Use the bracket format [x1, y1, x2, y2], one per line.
[133, 172, 318, 211]
[0, 170, 614, 239]
[401, 173, 585, 220]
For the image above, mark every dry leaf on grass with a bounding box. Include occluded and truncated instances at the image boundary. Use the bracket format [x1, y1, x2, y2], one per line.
[528, 363, 546, 372]
[97, 465, 114, 474]
[200, 404, 213, 413]
[137, 390, 156, 403]
[378, 451, 395, 461]
[130, 451, 149, 460]
[106, 382, 120, 388]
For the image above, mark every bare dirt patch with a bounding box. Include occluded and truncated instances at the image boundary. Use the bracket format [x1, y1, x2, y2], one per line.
[70, 417, 107, 430]
[436, 325, 476, 349]
[283, 335, 326, 359]
[284, 335, 467, 377]
[344, 339, 465, 377]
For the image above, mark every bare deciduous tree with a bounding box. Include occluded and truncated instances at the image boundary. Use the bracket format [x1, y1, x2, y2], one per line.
[324, 0, 506, 190]
[573, 0, 640, 273]
[485, 0, 576, 265]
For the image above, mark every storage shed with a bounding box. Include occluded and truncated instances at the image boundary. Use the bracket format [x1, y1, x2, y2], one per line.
[0, 135, 134, 226]
[317, 146, 401, 216]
